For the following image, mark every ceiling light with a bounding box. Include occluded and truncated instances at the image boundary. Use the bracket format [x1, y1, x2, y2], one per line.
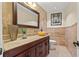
[27, 2, 36, 7]
[27, 2, 33, 5]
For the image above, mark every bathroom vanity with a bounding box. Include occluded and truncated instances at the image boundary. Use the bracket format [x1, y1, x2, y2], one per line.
[3, 2, 49, 57]
[3, 35, 49, 57]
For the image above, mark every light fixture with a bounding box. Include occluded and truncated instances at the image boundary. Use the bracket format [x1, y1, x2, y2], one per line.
[32, 3, 36, 7]
[27, 2, 36, 7]
[27, 2, 33, 5]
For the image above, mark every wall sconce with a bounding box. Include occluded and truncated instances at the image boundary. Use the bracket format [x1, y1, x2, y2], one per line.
[27, 2, 36, 7]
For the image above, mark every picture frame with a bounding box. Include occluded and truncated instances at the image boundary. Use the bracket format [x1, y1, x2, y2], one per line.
[51, 13, 62, 26]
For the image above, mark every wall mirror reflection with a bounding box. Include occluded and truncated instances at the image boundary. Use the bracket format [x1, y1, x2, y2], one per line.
[13, 2, 39, 28]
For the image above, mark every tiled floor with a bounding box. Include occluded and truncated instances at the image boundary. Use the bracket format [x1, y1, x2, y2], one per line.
[47, 45, 72, 57]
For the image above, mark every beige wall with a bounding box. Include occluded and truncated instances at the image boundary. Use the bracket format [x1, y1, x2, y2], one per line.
[47, 27, 65, 45]
[3, 2, 47, 42]
[0, 2, 3, 50]
[3, 3, 13, 41]
[65, 24, 77, 56]
[64, 3, 77, 27]
[64, 3, 77, 56]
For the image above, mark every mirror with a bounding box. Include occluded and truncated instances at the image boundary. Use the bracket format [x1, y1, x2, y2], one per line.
[13, 2, 39, 28]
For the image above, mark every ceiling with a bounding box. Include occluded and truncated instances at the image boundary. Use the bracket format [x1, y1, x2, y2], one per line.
[37, 2, 71, 13]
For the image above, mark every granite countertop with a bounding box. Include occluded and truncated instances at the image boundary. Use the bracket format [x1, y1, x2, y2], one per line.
[3, 35, 49, 51]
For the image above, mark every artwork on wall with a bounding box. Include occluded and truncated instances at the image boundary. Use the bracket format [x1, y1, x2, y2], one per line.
[51, 13, 62, 26]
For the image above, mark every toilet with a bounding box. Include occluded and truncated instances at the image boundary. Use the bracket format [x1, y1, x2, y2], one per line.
[50, 40, 57, 50]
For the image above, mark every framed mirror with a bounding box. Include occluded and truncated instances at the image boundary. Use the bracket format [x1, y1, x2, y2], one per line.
[12, 2, 39, 28]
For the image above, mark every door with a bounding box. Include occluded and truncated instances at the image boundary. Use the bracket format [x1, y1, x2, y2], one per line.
[77, 2, 79, 57]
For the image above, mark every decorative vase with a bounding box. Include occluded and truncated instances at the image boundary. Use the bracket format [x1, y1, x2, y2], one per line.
[22, 28, 27, 39]
[8, 25, 18, 41]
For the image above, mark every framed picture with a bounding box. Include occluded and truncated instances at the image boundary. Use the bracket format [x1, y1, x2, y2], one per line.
[51, 13, 62, 26]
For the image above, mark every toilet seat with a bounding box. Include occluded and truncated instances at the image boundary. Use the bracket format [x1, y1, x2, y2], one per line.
[50, 40, 57, 50]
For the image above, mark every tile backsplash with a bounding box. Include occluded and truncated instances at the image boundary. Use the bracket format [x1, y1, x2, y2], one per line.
[18, 28, 38, 37]
[3, 27, 38, 40]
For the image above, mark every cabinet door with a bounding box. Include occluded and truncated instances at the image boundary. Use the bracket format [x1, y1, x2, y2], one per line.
[25, 47, 36, 57]
[29, 47, 36, 57]
[16, 52, 26, 57]
[25, 51, 31, 57]
[44, 39, 49, 56]
[36, 43, 45, 57]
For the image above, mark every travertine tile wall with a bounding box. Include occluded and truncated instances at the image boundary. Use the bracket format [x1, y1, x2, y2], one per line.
[47, 27, 65, 45]
[65, 23, 77, 56]
[3, 2, 13, 41]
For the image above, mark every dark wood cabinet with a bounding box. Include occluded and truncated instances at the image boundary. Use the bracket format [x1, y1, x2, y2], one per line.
[3, 36, 49, 57]
[25, 47, 36, 57]
[44, 39, 49, 56]
[36, 43, 44, 57]
[16, 52, 26, 57]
